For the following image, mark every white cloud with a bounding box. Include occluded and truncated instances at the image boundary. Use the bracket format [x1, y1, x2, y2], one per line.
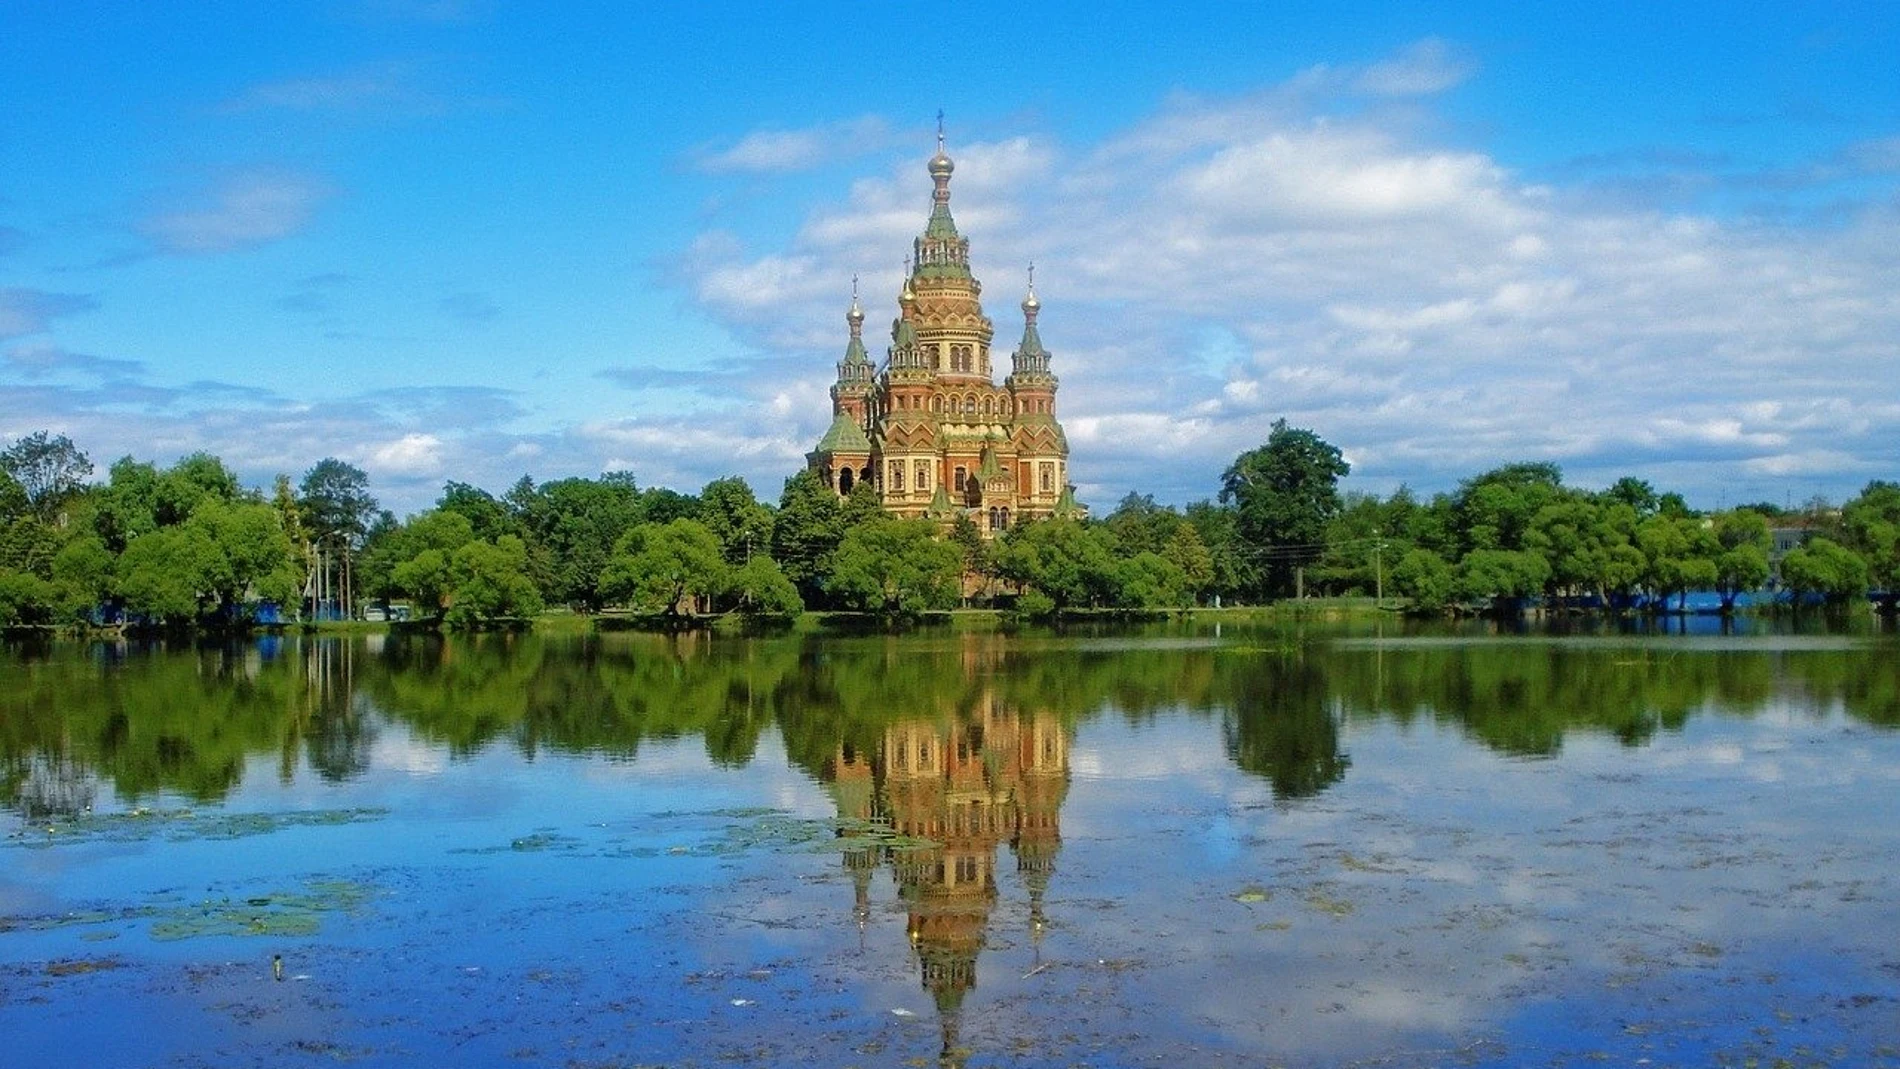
[366, 433, 446, 477]
[139, 170, 334, 254]
[218, 61, 437, 114]
[1353, 37, 1477, 97]
[693, 116, 894, 174]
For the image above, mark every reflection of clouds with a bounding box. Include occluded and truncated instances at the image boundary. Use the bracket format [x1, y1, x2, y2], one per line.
[370, 732, 448, 776]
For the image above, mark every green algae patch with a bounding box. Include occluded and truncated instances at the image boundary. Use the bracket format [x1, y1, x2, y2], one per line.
[7, 807, 389, 849]
[3, 879, 372, 944]
[451, 830, 585, 855]
[147, 880, 372, 941]
[462, 812, 939, 862]
[711, 813, 939, 856]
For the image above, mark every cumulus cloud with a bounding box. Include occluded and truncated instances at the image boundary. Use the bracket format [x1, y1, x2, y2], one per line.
[367, 432, 446, 477]
[139, 170, 334, 254]
[675, 41, 1900, 507]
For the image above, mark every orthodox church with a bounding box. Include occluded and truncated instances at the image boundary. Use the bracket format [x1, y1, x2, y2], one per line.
[807, 132, 1078, 535]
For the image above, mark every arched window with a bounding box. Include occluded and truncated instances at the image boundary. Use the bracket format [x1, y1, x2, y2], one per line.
[999, 507, 1010, 528]
[840, 468, 854, 494]
[981, 397, 991, 417]
[988, 507, 999, 530]
[914, 461, 930, 489]
[890, 461, 904, 492]
[963, 395, 975, 414]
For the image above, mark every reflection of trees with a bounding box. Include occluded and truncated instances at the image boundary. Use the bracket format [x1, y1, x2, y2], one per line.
[1325, 645, 1784, 756]
[5, 626, 1899, 821]
[1220, 651, 1349, 799]
[0, 638, 371, 814]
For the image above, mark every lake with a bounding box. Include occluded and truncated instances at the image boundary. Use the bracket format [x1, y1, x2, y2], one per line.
[4, 617, 1899, 1067]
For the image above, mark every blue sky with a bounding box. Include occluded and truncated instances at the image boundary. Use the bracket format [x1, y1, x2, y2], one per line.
[3, 1, 1896, 514]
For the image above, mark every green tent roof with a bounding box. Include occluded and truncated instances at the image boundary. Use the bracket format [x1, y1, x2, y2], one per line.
[814, 412, 872, 454]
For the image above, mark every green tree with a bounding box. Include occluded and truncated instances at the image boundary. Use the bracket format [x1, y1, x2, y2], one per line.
[827, 517, 961, 613]
[947, 513, 996, 603]
[638, 487, 701, 525]
[1603, 476, 1660, 519]
[1392, 547, 1455, 613]
[1711, 509, 1773, 612]
[1780, 537, 1869, 608]
[1457, 549, 1551, 613]
[996, 518, 1119, 611]
[1, 431, 93, 519]
[1110, 551, 1190, 609]
[1636, 514, 1719, 612]
[1103, 492, 1182, 556]
[0, 470, 30, 522]
[118, 526, 217, 624]
[445, 535, 544, 627]
[158, 452, 243, 523]
[299, 458, 377, 617]
[436, 481, 518, 542]
[603, 518, 729, 615]
[383, 509, 480, 616]
[1455, 463, 1565, 553]
[0, 569, 56, 627]
[771, 470, 845, 606]
[728, 555, 803, 617]
[514, 475, 643, 612]
[183, 499, 303, 618]
[1185, 500, 1252, 601]
[51, 533, 115, 621]
[1219, 419, 1350, 598]
[1841, 481, 1900, 612]
[698, 476, 774, 566]
[1161, 523, 1216, 604]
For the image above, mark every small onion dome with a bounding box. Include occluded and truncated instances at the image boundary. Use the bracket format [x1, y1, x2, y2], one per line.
[1022, 285, 1040, 317]
[928, 147, 954, 180]
[846, 295, 864, 328]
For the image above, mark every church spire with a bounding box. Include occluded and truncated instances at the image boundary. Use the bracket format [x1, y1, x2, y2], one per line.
[842, 274, 869, 367]
[1010, 264, 1054, 383]
[914, 115, 971, 279]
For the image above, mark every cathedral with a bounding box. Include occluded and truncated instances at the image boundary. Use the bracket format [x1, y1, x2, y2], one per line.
[807, 133, 1078, 535]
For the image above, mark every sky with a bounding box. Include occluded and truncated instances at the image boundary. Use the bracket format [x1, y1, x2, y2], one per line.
[2, 1, 1897, 516]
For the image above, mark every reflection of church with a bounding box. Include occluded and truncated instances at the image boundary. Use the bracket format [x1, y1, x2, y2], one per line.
[822, 691, 1070, 1065]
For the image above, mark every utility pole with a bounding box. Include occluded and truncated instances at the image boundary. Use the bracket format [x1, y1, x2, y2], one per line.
[1373, 529, 1383, 609]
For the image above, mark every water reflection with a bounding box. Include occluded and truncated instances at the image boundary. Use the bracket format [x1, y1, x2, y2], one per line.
[3, 624, 1898, 822]
[819, 696, 1070, 1064]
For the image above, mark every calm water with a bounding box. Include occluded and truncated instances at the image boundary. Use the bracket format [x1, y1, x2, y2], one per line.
[3, 619, 1899, 1068]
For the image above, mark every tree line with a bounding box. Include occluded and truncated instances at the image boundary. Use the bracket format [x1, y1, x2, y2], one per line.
[2, 421, 1895, 628]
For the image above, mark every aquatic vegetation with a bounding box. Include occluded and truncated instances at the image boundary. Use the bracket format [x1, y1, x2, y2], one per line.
[6, 807, 388, 849]
[3, 878, 371, 943]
